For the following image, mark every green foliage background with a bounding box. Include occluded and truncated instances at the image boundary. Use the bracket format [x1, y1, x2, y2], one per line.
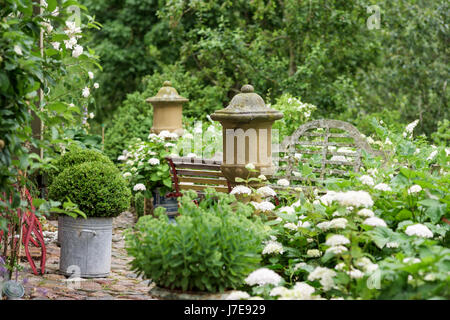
[84, 0, 448, 142]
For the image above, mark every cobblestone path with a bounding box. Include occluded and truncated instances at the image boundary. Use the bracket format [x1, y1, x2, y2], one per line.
[17, 211, 157, 300]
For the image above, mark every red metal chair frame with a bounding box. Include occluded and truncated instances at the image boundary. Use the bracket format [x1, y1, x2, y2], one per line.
[1, 187, 46, 276]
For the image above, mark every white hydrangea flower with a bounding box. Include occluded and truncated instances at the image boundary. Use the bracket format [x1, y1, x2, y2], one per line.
[148, 133, 159, 140]
[347, 268, 364, 279]
[258, 174, 267, 181]
[307, 267, 336, 291]
[262, 240, 284, 255]
[293, 262, 307, 271]
[130, 167, 137, 173]
[148, 158, 160, 165]
[230, 185, 252, 196]
[117, 155, 127, 161]
[374, 183, 392, 192]
[270, 286, 290, 297]
[158, 130, 172, 139]
[279, 206, 295, 214]
[424, 273, 436, 282]
[284, 223, 298, 231]
[193, 127, 203, 134]
[277, 282, 320, 300]
[325, 235, 350, 247]
[277, 179, 289, 187]
[320, 190, 373, 208]
[363, 217, 387, 227]
[93, 82, 99, 89]
[245, 163, 255, 170]
[88, 71, 94, 79]
[307, 249, 322, 258]
[122, 172, 131, 178]
[385, 242, 399, 248]
[82, 87, 90, 98]
[427, 150, 438, 161]
[252, 201, 275, 212]
[334, 263, 346, 271]
[133, 183, 146, 191]
[126, 160, 134, 166]
[329, 218, 348, 229]
[298, 220, 311, 228]
[256, 186, 276, 197]
[355, 257, 378, 273]
[357, 208, 375, 217]
[405, 224, 433, 238]
[317, 221, 331, 231]
[384, 137, 393, 145]
[359, 175, 374, 186]
[408, 185, 422, 194]
[291, 200, 301, 208]
[226, 291, 250, 300]
[89, 112, 94, 119]
[403, 257, 421, 264]
[245, 268, 282, 286]
[325, 245, 348, 255]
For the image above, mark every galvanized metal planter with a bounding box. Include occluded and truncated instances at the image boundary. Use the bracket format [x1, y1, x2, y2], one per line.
[59, 216, 113, 278]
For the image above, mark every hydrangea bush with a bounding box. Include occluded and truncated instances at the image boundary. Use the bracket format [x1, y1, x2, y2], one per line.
[118, 131, 177, 197]
[225, 119, 449, 300]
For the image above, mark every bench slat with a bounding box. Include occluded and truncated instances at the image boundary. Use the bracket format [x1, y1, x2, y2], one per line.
[171, 163, 221, 170]
[178, 184, 229, 193]
[179, 176, 228, 185]
[176, 169, 224, 177]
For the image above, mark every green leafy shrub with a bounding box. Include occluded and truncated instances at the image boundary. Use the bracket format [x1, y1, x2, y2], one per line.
[48, 161, 131, 218]
[431, 119, 449, 146]
[103, 91, 153, 161]
[271, 93, 316, 139]
[48, 146, 113, 185]
[134, 192, 145, 218]
[125, 190, 267, 292]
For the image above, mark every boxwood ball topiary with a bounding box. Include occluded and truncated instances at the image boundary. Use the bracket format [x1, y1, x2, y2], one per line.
[48, 161, 131, 218]
[48, 147, 114, 186]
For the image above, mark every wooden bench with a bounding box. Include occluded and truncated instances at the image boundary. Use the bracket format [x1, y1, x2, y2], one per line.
[166, 120, 384, 197]
[166, 157, 232, 199]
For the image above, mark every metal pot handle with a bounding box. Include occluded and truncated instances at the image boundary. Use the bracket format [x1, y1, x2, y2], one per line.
[80, 229, 97, 237]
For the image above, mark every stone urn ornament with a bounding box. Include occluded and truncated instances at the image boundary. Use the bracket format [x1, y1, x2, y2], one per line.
[146, 81, 189, 137]
[210, 84, 283, 186]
